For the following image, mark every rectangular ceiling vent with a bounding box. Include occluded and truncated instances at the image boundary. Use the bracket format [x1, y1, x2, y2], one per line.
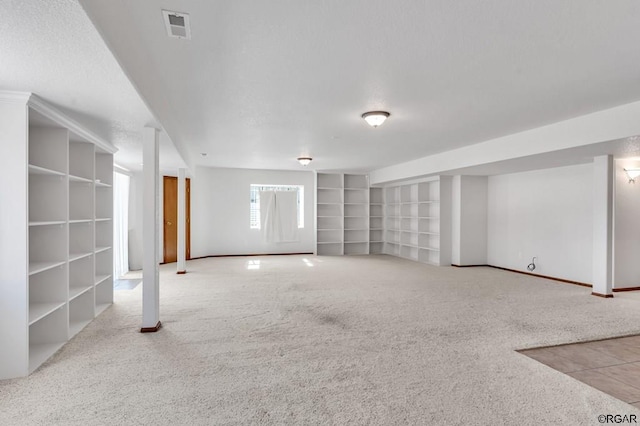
[162, 10, 191, 40]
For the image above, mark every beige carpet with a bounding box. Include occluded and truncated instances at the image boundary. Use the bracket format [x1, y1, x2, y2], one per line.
[1, 255, 640, 425]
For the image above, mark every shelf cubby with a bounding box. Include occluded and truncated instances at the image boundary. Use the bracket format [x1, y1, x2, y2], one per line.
[317, 173, 342, 189]
[69, 290, 95, 337]
[69, 181, 94, 221]
[28, 127, 68, 174]
[385, 187, 400, 204]
[419, 202, 439, 218]
[419, 218, 439, 233]
[370, 187, 383, 204]
[317, 203, 342, 217]
[419, 233, 440, 250]
[386, 230, 400, 243]
[29, 265, 67, 325]
[385, 217, 400, 231]
[344, 189, 367, 204]
[318, 216, 343, 230]
[95, 248, 112, 278]
[70, 221, 94, 258]
[370, 230, 383, 242]
[370, 217, 383, 230]
[401, 217, 418, 232]
[28, 304, 68, 373]
[317, 188, 342, 204]
[344, 229, 368, 243]
[95, 278, 113, 314]
[385, 242, 400, 256]
[69, 141, 94, 181]
[369, 242, 384, 254]
[344, 242, 368, 255]
[370, 204, 383, 217]
[95, 219, 113, 251]
[29, 224, 67, 275]
[418, 248, 440, 265]
[400, 184, 417, 203]
[344, 174, 368, 189]
[95, 186, 112, 219]
[418, 181, 439, 202]
[317, 242, 343, 256]
[345, 203, 368, 217]
[401, 245, 418, 260]
[385, 204, 400, 216]
[401, 203, 418, 217]
[95, 153, 113, 186]
[29, 174, 67, 223]
[317, 229, 343, 243]
[345, 217, 368, 230]
[401, 231, 418, 246]
[69, 254, 94, 301]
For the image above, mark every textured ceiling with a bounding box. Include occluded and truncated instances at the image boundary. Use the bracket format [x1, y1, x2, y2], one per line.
[3, 1, 640, 175]
[78, 0, 640, 173]
[0, 0, 186, 173]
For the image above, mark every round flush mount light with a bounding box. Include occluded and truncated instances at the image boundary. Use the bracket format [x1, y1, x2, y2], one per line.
[297, 157, 312, 166]
[362, 111, 390, 128]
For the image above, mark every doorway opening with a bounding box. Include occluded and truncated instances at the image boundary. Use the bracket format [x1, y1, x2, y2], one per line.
[163, 176, 191, 264]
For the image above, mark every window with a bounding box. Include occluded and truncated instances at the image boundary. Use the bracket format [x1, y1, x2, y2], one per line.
[250, 184, 304, 229]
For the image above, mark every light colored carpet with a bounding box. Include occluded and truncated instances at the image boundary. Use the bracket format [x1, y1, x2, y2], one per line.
[1, 255, 640, 425]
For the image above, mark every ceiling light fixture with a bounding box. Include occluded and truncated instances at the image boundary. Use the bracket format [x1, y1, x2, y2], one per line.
[624, 168, 640, 183]
[362, 111, 390, 128]
[297, 157, 312, 166]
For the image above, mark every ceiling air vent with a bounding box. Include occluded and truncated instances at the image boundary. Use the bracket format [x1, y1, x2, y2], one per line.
[162, 10, 191, 40]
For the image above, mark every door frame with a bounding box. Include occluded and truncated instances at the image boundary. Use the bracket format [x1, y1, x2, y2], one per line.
[162, 176, 191, 264]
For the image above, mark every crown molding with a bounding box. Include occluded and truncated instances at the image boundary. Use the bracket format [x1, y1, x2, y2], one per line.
[0, 91, 117, 154]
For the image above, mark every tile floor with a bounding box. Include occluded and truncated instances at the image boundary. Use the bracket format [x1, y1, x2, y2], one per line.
[113, 278, 142, 290]
[520, 335, 640, 408]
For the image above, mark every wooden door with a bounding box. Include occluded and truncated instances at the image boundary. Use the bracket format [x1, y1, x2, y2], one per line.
[163, 176, 191, 263]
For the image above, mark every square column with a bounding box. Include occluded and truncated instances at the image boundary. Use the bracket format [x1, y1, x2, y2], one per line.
[141, 127, 162, 331]
[177, 168, 187, 274]
[592, 155, 614, 298]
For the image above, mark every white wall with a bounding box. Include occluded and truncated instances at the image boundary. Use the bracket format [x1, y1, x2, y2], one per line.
[452, 176, 488, 266]
[191, 167, 315, 257]
[614, 160, 640, 289]
[487, 164, 593, 283]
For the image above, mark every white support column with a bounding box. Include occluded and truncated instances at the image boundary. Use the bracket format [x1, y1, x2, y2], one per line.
[141, 127, 162, 331]
[592, 155, 614, 298]
[177, 168, 187, 274]
[451, 176, 462, 266]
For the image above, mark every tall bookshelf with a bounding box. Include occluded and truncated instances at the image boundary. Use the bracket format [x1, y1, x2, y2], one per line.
[343, 174, 369, 255]
[369, 187, 384, 254]
[383, 177, 451, 266]
[0, 93, 116, 379]
[315, 173, 370, 255]
[316, 173, 344, 255]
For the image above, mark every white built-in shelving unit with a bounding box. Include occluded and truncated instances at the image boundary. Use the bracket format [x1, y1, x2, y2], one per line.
[0, 92, 115, 379]
[316, 173, 371, 255]
[369, 187, 384, 254]
[382, 177, 451, 266]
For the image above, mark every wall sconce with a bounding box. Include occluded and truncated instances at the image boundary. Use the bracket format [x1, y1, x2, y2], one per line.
[624, 168, 640, 183]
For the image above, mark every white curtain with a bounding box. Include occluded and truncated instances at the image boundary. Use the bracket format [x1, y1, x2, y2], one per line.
[113, 171, 130, 279]
[259, 190, 299, 243]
